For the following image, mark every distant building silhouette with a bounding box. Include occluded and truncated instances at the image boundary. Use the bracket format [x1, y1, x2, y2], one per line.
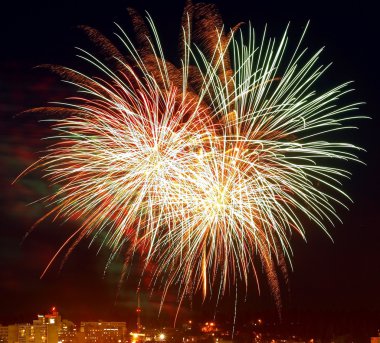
[2, 307, 75, 343]
[78, 321, 127, 343]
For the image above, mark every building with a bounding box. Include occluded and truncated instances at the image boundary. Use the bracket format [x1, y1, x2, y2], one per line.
[7, 323, 34, 343]
[59, 320, 76, 343]
[0, 325, 8, 343]
[79, 321, 127, 343]
[5, 307, 69, 343]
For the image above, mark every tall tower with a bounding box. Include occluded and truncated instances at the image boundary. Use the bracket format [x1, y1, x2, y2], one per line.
[136, 287, 142, 332]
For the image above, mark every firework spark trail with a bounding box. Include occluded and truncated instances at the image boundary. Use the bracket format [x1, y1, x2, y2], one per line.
[20, 2, 364, 319]
[137, 21, 362, 309]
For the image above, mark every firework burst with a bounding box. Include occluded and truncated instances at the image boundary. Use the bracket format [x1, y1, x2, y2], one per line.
[20, 1, 363, 318]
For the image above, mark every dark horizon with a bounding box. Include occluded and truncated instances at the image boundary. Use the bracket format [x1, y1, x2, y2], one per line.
[0, 0, 379, 341]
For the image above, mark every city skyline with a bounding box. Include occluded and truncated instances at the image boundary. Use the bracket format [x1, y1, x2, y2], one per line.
[0, 306, 378, 343]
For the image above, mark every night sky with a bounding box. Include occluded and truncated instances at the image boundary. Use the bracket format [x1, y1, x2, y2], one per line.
[0, 0, 379, 340]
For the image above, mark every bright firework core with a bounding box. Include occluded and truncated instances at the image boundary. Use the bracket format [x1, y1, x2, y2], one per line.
[21, 1, 363, 317]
